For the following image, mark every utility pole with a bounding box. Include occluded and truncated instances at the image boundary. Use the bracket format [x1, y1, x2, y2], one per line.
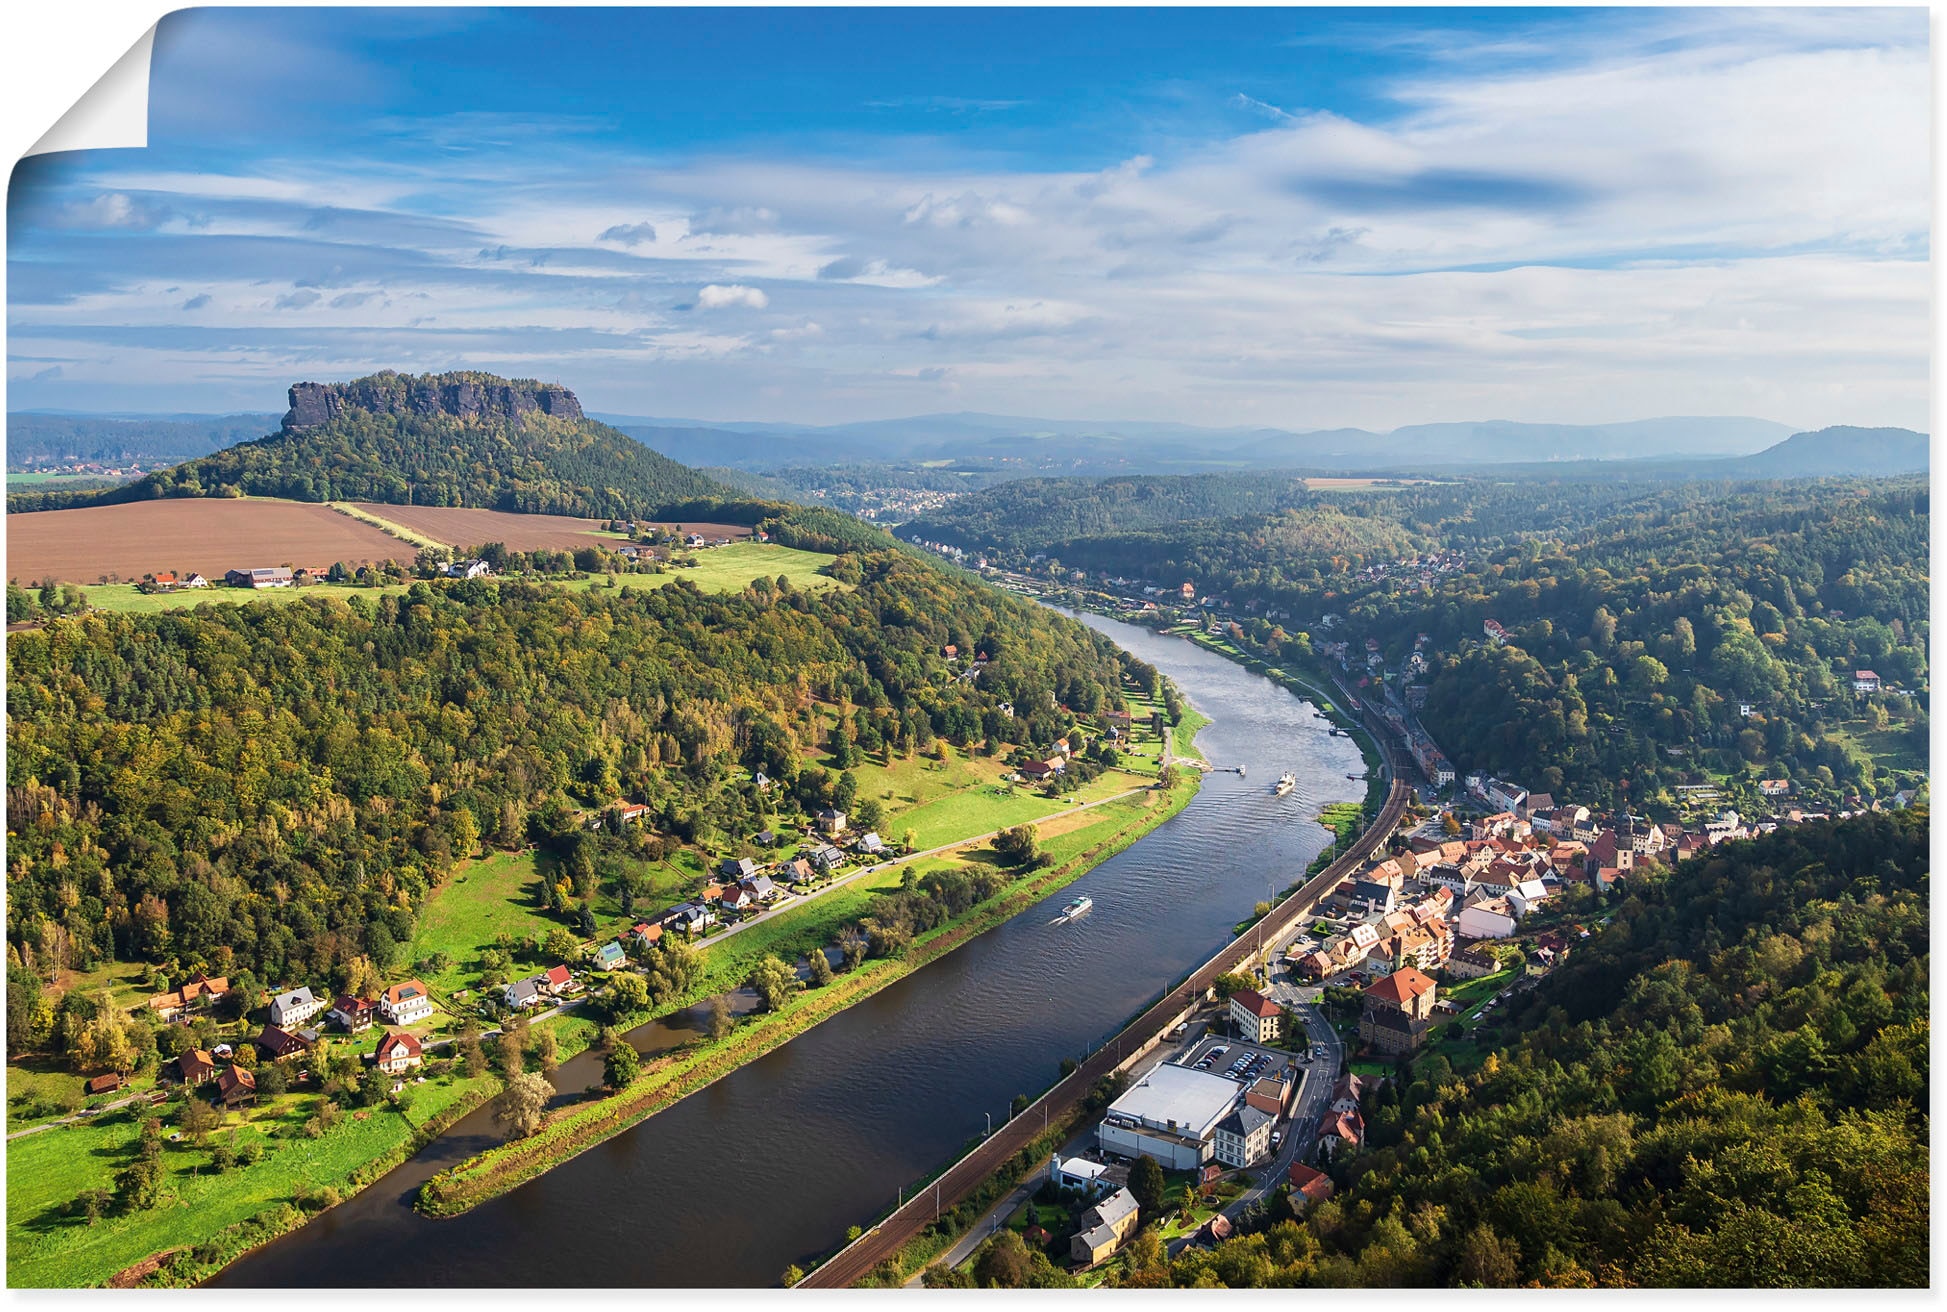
[984, 1111, 992, 1138]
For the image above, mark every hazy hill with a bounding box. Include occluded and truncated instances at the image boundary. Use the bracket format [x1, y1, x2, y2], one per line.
[599, 409, 1800, 474]
[13, 373, 737, 520]
[5, 412, 281, 469]
[1719, 425, 1929, 478]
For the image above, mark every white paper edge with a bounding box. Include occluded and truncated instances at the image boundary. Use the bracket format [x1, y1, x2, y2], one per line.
[24, 22, 156, 158]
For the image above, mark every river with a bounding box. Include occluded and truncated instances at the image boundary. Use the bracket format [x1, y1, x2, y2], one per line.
[214, 609, 1366, 1288]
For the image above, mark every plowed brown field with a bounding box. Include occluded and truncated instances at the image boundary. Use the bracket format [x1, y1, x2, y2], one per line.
[7, 499, 408, 584]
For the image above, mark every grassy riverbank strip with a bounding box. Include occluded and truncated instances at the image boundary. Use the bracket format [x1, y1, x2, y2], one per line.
[5, 1070, 496, 1289]
[416, 782, 1202, 1219]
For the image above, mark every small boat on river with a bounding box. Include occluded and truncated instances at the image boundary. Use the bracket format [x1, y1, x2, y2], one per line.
[1273, 772, 1296, 796]
[1054, 895, 1093, 922]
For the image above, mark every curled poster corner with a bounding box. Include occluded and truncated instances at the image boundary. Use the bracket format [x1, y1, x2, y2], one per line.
[24, 23, 158, 159]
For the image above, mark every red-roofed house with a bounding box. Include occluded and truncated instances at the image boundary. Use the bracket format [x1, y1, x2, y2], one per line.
[1287, 1161, 1335, 1208]
[1853, 670, 1881, 694]
[543, 964, 574, 993]
[374, 1030, 424, 1075]
[1228, 988, 1283, 1043]
[1359, 967, 1437, 1056]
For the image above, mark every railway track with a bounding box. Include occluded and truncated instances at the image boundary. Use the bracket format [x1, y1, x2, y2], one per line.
[799, 757, 1410, 1288]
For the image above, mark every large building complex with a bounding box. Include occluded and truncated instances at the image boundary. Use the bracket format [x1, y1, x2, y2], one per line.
[1097, 1064, 1247, 1171]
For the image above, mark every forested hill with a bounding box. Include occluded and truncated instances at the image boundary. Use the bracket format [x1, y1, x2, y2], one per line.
[1152, 809, 1929, 1288]
[5, 412, 280, 469]
[902, 472, 1323, 551]
[4, 544, 1138, 991]
[7, 371, 739, 520]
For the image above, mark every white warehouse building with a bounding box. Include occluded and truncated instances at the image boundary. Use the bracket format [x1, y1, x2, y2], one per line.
[1097, 1064, 1241, 1171]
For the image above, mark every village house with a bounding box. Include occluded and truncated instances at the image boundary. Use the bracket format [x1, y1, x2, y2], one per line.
[1319, 1107, 1364, 1159]
[1050, 1155, 1124, 1200]
[147, 974, 230, 1023]
[1212, 1104, 1275, 1168]
[543, 964, 573, 994]
[718, 884, 754, 914]
[177, 1049, 219, 1086]
[268, 986, 325, 1029]
[444, 559, 492, 579]
[255, 1025, 309, 1061]
[1358, 967, 1437, 1056]
[664, 900, 717, 934]
[1228, 988, 1283, 1044]
[326, 995, 377, 1032]
[1070, 1187, 1141, 1266]
[1287, 1162, 1335, 1210]
[217, 1065, 258, 1108]
[742, 873, 781, 903]
[1852, 670, 1882, 694]
[503, 976, 546, 1010]
[593, 941, 628, 970]
[1445, 943, 1502, 980]
[720, 856, 758, 881]
[855, 831, 887, 857]
[379, 980, 436, 1026]
[374, 1030, 424, 1075]
[806, 844, 846, 876]
[815, 807, 848, 836]
[1457, 891, 1519, 939]
[628, 921, 663, 950]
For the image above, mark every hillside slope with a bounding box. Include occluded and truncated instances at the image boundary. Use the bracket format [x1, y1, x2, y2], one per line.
[12, 372, 737, 520]
[1138, 809, 1929, 1288]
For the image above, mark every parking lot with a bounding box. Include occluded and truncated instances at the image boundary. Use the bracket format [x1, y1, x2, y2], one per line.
[1171, 1034, 1306, 1085]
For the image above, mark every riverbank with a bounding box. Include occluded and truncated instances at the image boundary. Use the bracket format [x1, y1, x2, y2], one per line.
[415, 776, 1205, 1219]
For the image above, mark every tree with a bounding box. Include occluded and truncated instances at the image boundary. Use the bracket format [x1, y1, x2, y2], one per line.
[461, 1032, 488, 1079]
[603, 971, 651, 1022]
[1457, 1223, 1521, 1286]
[532, 1027, 559, 1075]
[493, 1071, 552, 1139]
[806, 949, 834, 987]
[837, 927, 869, 971]
[704, 995, 734, 1039]
[974, 1229, 1034, 1289]
[1128, 1154, 1166, 1214]
[747, 955, 801, 1013]
[603, 1041, 641, 1091]
[993, 824, 1040, 868]
[179, 1095, 220, 1144]
[497, 1029, 525, 1077]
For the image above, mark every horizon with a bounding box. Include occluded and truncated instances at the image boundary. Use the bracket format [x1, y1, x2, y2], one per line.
[6, 7, 1929, 430]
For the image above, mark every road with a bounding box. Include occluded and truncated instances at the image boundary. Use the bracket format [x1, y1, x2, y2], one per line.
[798, 766, 1409, 1288]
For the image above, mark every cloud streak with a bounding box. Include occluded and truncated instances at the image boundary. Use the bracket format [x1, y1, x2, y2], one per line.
[5, 8, 1927, 428]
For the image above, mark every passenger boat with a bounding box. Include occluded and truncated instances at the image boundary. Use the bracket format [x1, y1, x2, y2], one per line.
[1273, 772, 1296, 796]
[1055, 895, 1093, 922]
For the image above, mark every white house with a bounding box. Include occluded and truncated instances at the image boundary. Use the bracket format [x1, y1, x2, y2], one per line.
[379, 979, 436, 1026]
[1456, 896, 1518, 940]
[1507, 879, 1552, 918]
[1212, 1104, 1275, 1168]
[268, 986, 324, 1029]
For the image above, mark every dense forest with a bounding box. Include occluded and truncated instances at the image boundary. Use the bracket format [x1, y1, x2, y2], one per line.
[900, 472, 1322, 547]
[3, 543, 1135, 1008]
[932, 476, 1929, 811]
[8, 372, 739, 520]
[1137, 809, 1928, 1287]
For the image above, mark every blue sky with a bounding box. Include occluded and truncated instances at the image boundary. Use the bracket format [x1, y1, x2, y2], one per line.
[6, 7, 1930, 428]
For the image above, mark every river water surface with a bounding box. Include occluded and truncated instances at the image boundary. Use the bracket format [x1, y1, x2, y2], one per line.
[215, 610, 1365, 1287]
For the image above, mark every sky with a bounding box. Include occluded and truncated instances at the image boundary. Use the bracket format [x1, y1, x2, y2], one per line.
[4, 7, 1931, 430]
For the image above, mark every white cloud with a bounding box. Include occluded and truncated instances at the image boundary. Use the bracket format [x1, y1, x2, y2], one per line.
[695, 284, 770, 310]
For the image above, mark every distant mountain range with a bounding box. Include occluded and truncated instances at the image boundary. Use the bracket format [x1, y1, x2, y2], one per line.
[589, 411, 1824, 474]
[10, 402, 1927, 486]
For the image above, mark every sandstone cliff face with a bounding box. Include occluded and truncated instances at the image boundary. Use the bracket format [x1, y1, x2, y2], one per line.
[281, 371, 584, 432]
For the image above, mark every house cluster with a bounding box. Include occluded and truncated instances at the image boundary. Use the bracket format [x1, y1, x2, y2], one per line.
[140, 571, 212, 592]
[166, 977, 439, 1107]
[145, 974, 231, 1024]
[501, 963, 576, 1011]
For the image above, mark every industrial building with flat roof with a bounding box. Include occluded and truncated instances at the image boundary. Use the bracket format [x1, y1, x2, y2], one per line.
[1098, 1064, 1249, 1170]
